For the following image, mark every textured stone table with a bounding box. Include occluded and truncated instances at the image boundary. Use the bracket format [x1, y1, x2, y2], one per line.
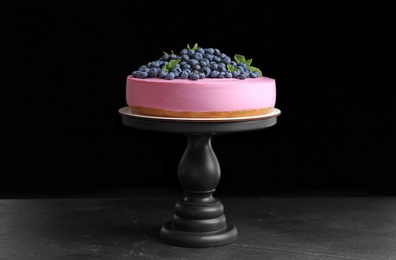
[1, 195, 395, 260]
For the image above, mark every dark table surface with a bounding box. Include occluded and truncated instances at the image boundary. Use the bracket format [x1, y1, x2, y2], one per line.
[1, 191, 395, 260]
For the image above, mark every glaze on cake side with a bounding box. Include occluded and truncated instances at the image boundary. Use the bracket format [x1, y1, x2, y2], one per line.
[126, 76, 276, 118]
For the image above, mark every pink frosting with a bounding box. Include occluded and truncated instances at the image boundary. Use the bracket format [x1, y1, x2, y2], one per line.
[126, 76, 276, 112]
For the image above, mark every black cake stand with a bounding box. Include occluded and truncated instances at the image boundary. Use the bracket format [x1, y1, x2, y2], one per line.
[118, 107, 281, 248]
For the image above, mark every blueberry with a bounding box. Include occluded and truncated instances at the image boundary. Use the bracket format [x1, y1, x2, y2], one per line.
[221, 56, 232, 64]
[199, 60, 209, 67]
[153, 61, 161, 68]
[158, 70, 167, 79]
[238, 62, 248, 69]
[171, 67, 182, 74]
[238, 73, 247, 80]
[181, 63, 191, 70]
[166, 72, 175, 80]
[231, 70, 240, 78]
[196, 47, 205, 54]
[205, 48, 215, 55]
[188, 59, 199, 67]
[169, 54, 179, 60]
[192, 64, 201, 71]
[210, 63, 218, 71]
[180, 48, 188, 56]
[201, 66, 211, 77]
[171, 68, 181, 78]
[148, 68, 159, 78]
[192, 52, 203, 60]
[189, 71, 200, 80]
[204, 53, 214, 61]
[183, 68, 192, 74]
[181, 54, 190, 62]
[160, 54, 169, 61]
[180, 70, 189, 79]
[217, 63, 227, 72]
[210, 70, 220, 78]
[250, 71, 259, 78]
[212, 56, 221, 63]
[224, 71, 233, 78]
[138, 71, 148, 78]
[187, 49, 195, 57]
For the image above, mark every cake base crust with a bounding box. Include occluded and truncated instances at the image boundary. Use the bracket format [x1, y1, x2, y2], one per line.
[129, 106, 274, 118]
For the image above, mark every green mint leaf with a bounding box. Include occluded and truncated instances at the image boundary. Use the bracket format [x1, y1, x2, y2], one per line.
[234, 54, 262, 77]
[249, 66, 263, 76]
[234, 54, 245, 64]
[187, 43, 199, 50]
[162, 59, 181, 72]
[227, 64, 238, 72]
[169, 59, 181, 69]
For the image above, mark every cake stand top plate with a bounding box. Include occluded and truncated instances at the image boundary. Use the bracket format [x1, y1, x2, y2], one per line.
[119, 107, 281, 134]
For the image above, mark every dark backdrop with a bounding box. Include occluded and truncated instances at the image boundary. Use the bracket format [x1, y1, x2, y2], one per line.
[1, 1, 394, 198]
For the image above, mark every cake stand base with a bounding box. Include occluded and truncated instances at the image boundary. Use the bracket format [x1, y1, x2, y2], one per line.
[161, 221, 237, 248]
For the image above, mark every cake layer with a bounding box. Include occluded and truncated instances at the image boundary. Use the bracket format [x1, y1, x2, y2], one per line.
[129, 106, 274, 118]
[126, 76, 276, 118]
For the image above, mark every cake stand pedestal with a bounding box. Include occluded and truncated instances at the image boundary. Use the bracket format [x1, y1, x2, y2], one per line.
[118, 107, 281, 248]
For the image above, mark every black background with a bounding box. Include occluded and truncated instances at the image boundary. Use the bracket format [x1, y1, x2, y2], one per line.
[1, 1, 394, 198]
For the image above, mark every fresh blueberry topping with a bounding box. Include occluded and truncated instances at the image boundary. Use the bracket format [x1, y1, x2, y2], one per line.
[131, 43, 263, 80]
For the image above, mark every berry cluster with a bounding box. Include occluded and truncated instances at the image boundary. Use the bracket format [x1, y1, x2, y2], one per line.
[131, 43, 262, 80]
